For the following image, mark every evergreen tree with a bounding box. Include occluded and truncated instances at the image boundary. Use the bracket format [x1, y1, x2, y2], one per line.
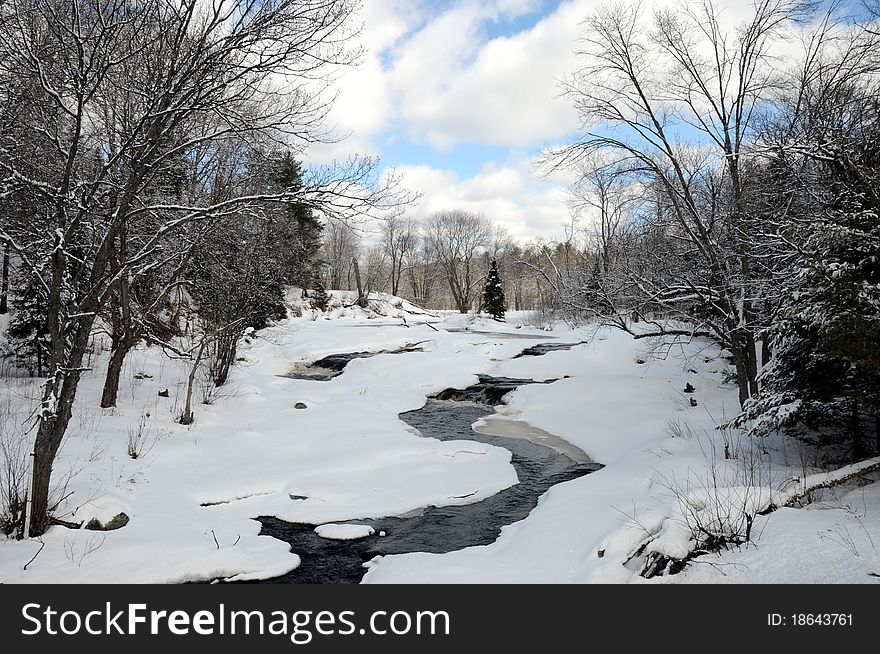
[268, 152, 324, 289]
[578, 256, 613, 316]
[483, 258, 506, 321]
[311, 281, 330, 311]
[738, 207, 880, 458]
[737, 101, 880, 459]
[6, 273, 50, 377]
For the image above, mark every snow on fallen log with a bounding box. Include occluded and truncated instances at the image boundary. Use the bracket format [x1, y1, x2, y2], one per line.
[777, 456, 880, 508]
[623, 456, 880, 578]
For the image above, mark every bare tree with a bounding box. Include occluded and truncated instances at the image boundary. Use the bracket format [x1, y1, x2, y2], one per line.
[352, 243, 387, 307]
[404, 230, 440, 308]
[0, 0, 408, 537]
[425, 210, 492, 313]
[569, 161, 641, 275]
[545, 0, 815, 406]
[322, 221, 360, 290]
[382, 213, 419, 297]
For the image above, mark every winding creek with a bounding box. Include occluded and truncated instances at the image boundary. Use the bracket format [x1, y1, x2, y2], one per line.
[254, 339, 601, 584]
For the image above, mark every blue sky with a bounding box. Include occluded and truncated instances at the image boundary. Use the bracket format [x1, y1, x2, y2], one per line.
[306, 0, 591, 240]
[309, 0, 849, 240]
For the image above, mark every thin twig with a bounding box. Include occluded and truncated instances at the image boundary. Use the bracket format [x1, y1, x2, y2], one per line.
[23, 540, 45, 571]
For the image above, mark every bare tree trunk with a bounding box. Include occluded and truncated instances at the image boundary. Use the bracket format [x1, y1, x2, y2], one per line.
[28, 436, 57, 537]
[35, 335, 43, 379]
[851, 399, 863, 459]
[352, 257, 367, 308]
[393, 254, 404, 297]
[210, 331, 239, 387]
[100, 230, 135, 408]
[448, 276, 468, 313]
[0, 242, 9, 314]
[180, 337, 209, 426]
[731, 335, 759, 408]
[744, 332, 759, 400]
[100, 338, 133, 408]
[29, 316, 93, 536]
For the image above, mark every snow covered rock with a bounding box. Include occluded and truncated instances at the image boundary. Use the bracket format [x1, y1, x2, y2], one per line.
[71, 496, 133, 531]
[314, 523, 375, 540]
[286, 288, 435, 321]
[84, 513, 130, 531]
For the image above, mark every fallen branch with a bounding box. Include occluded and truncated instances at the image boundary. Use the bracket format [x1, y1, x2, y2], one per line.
[634, 456, 880, 579]
[49, 516, 84, 530]
[23, 539, 45, 571]
[779, 457, 880, 509]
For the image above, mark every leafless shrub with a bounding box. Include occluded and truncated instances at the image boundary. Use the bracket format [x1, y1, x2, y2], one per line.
[682, 435, 768, 540]
[665, 415, 697, 439]
[64, 532, 106, 567]
[199, 367, 219, 406]
[819, 524, 861, 557]
[73, 406, 103, 439]
[127, 412, 158, 460]
[87, 439, 108, 464]
[0, 386, 32, 537]
[0, 425, 28, 538]
[167, 383, 183, 419]
[635, 431, 773, 577]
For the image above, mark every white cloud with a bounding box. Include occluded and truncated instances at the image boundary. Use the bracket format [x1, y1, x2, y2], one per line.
[395, 157, 577, 241]
[313, 0, 595, 157]
[307, 0, 428, 162]
[316, 0, 812, 151]
[393, 0, 591, 149]
[308, 0, 818, 236]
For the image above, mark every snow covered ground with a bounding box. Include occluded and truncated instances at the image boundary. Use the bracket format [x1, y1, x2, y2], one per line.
[1, 298, 878, 584]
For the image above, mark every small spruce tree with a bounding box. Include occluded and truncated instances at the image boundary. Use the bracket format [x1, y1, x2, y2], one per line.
[311, 281, 330, 312]
[483, 259, 506, 321]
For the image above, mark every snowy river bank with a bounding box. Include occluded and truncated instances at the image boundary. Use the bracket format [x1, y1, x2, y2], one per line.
[252, 369, 601, 583]
[2, 312, 878, 584]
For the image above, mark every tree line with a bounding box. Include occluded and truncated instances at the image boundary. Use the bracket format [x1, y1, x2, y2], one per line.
[318, 209, 545, 315]
[0, 0, 407, 537]
[533, 0, 880, 462]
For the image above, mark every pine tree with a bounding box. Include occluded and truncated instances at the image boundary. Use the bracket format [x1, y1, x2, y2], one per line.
[483, 258, 506, 321]
[738, 210, 880, 458]
[270, 152, 324, 290]
[6, 273, 50, 377]
[737, 115, 880, 459]
[311, 281, 330, 311]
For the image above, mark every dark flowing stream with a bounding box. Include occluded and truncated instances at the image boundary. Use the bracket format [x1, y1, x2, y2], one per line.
[514, 342, 586, 358]
[284, 344, 424, 381]
[251, 347, 602, 584]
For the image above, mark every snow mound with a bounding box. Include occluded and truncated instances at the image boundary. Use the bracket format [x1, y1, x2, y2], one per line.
[437, 312, 526, 332]
[286, 288, 437, 321]
[314, 523, 375, 540]
[628, 456, 880, 569]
